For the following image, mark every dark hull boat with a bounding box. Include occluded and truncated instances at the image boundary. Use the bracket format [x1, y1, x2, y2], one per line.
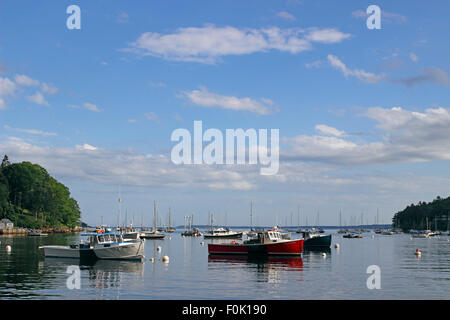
[300, 229, 331, 248]
[304, 234, 332, 248]
[208, 229, 304, 256]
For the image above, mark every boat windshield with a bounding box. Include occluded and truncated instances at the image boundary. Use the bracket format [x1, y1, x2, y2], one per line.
[267, 231, 282, 241]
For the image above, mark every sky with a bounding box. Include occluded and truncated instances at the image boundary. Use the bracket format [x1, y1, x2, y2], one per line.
[0, 0, 449, 227]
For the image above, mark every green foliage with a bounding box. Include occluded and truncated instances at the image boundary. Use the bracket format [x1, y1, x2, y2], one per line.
[0, 156, 81, 228]
[392, 196, 450, 231]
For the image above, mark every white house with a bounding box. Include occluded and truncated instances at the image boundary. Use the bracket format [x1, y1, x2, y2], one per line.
[0, 218, 13, 229]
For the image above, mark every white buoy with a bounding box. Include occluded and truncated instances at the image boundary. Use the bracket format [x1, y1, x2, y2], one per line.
[5, 245, 11, 253]
[322, 253, 326, 258]
[150, 257, 155, 263]
[200, 241, 204, 246]
[162, 255, 170, 263]
[415, 248, 421, 256]
[334, 243, 340, 249]
[157, 246, 162, 252]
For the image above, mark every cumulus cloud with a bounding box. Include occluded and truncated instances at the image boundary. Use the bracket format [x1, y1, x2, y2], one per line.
[28, 91, 49, 106]
[181, 87, 277, 115]
[125, 25, 350, 63]
[0, 77, 17, 109]
[315, 124, 346, 137]
[0, 137, 258, 191]
[282, 106, 450, 165]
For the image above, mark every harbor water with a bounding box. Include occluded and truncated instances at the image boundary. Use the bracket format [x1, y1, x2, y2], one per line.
[0, 231, 449, 299]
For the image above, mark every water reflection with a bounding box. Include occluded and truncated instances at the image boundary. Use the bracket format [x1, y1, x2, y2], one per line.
[87, 260, 144, 290]
[208, 255, 304, 283]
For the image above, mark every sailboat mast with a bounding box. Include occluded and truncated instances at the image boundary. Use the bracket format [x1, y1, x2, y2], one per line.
[250, 201, 253, 231]
[153, 200, 157, 232]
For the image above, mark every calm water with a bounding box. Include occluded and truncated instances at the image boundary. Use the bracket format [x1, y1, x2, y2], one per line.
[0, 230, 449, 299]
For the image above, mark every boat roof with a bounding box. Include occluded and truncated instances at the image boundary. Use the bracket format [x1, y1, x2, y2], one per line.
[81, 232, 122, 236]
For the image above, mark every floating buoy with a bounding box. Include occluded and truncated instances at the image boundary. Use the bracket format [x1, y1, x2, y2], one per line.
[157, 246, 162, 252]
[371, 235, 374, 239]
[200, 241, 204, 246]
[415, 248, 421, 256]
[149, 257, 155, 263]
[322, 253, 326, 258]
[5, 245, 11, 253]
[334, 243, 340, 249]
[169, 237, 172, 240]
[162, 255, 169, 263]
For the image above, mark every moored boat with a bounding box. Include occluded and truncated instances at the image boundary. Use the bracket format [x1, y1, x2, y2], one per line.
[91, 232, 144, 260]
[301, 229, 332, 248]
[203, 227, 243, 239]
[208, 228, 303, 256]
[343, 232, 362, 238]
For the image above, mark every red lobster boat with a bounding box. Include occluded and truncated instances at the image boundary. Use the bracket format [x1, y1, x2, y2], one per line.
[208, 228, 304, 256]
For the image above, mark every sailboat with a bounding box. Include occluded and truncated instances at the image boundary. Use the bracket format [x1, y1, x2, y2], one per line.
[140, 201, 165, 239]
[165, 208, 176, 233]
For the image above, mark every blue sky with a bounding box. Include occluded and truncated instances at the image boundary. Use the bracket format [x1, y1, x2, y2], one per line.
[0, 0, 449, 227]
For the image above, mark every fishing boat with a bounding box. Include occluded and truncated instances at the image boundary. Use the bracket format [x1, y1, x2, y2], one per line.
[203, 227, 243, 239]
[39, 234, 96, 260]
[343, 232, 362, 238]
[382, 230, 394, 235]
[91, 232, 144, 260]
[208, 228, 303, 255]
[301, 228, 332, 248]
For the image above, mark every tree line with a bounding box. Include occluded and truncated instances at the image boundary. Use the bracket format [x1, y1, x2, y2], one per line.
[392, 196, 450, 231]
[0, 155, 81, 229]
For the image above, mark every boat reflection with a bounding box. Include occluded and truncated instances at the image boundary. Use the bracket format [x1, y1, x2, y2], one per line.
[87, 260, 144, 290]
[42, 257, 144, 290]
[208, 255, 303, 283]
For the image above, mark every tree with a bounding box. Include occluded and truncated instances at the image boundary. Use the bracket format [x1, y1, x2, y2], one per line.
[1, 155, 11, 168]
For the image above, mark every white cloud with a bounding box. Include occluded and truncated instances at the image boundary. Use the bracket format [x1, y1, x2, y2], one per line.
[1, 137, 257, 191]
[69, 103, 103, 112]
[28, 91, 49, 106]
[305, 28, 351, 44]
[315, 124, 346, 137]
[283, 106, 450, 165]
[14, 74, 40, 86]
[145, 112, 160, 123]
[327, 54, 384, 83]
[125, 25, 350, 63]
[277, 12, 296, 21]
[181, 87, 277, 115]
[41, 83, 58, 95]
[83, 103, 102, 112]
[409, 53, 419, 62]
[3, 125, 57, 136]
[76, 143, 98, 151]
[0, 77, 16, 109]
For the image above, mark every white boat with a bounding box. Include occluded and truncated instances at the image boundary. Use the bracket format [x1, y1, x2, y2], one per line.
[92, 233, 144, 260]
[140, 200, 166, 240]
[203, 227, 243, 239]
[39, 236, 96, 260]
[40, 245, 82, 258]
